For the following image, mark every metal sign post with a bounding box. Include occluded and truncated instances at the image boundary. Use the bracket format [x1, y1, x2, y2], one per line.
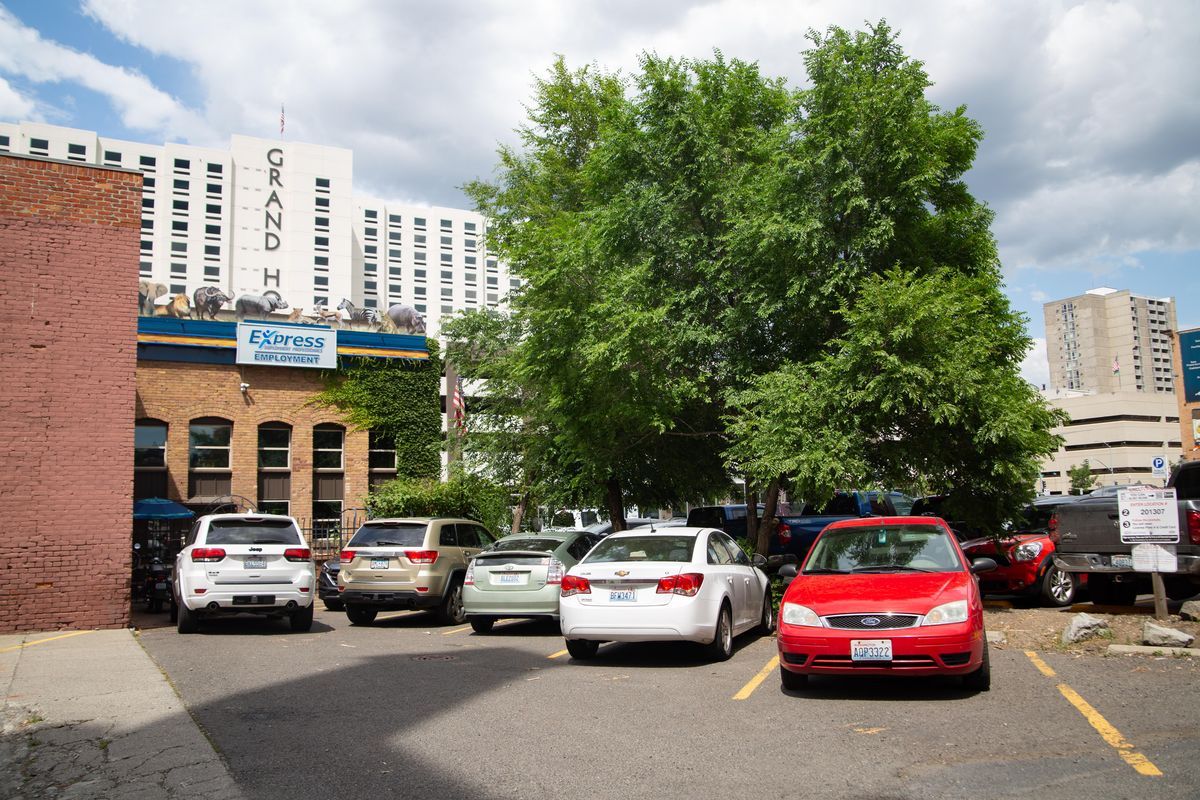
[1118, 487, 1180, 620]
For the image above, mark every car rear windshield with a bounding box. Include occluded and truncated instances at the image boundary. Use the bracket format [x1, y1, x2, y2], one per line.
[583, 534, 697, 563]
[489, 538, 562, 553]
[805, 525, 962, 573]
[206, 519, 303, 545]
[347, 522, 427, 547]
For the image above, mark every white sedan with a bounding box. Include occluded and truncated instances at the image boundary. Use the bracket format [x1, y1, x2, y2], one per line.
[558, 527, 774, 661]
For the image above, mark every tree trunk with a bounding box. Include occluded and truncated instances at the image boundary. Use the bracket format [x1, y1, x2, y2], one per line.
[511, 491, 529, 534]
[754, 477, 782, 556]
[743, 479, 759, 548]
[605, 477, 626, 533]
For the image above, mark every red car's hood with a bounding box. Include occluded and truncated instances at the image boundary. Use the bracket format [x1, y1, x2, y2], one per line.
[961, 533, 1044, 557]
[784, 571, 972, 615]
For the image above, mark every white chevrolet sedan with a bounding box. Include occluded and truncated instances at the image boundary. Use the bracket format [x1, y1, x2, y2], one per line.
[172, 514, 316, 633]
[558, 527, 773, 661]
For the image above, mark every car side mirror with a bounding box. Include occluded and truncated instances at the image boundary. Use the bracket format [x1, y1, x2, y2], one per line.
[970, 557, 998, 574]
[751, 553, 767, 568]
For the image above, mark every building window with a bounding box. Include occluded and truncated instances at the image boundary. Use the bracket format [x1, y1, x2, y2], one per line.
[143, 176, 155, 188]
[315, 256, 329, 267]
[170, 262, 186, 275]
[173, 199, 188, 211]
[440, 219, 452, 230]
[174, 158, 189, 170]
[142, 197, 154, 209]
[315, 216, 329, 228]
[314, 275, 328, 287]
[364, 209, 377, 220]
[315, 236, 329, 248]
[173, 179, 188, 191]
[206, 183, 222, 195]
[315, 197, 330, 209]
[172, 220, 188, 232]
[464, 221, 476, 233]
[206, 203, 221, 215]
[188, 418, 233, 499]
[207, 162, 223, 174]
[364, 245, 377, 255]
[414, 217, 426, 229]
[316, 177, 330, 189]
[29, 138, 49, 152]
[103, 150, 121, 162]
[205, 244, 219, 256]
[136, 420, 168, 468]
[141, 219, 153, 231]
[140, 155, 156, 168]
[368, 430, 396, 488]
[441, 253, 452, 264]
[204, 265, 220, 277]
[258, 424, 292, 516]
[388, 248, 402, 260]
[364, 226, 377, 238]
[313, 424, 344, 470]
[170, 283, 186, 295]
[171, 242, 187, 253]
[441, 236, 453, 247]
[205, 224, 220, 235]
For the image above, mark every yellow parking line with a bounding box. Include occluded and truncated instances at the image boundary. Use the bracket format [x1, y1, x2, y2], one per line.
[0, 630, 94, 654]
[376, 611, 421, 621]
[733, 654, 780, 700]
[442, 625, 472, 635]
[1023, 651, 1162, 777]
[547, 649, 568, 659]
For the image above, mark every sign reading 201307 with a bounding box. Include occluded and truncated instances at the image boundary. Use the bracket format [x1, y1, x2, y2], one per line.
[236, 320, 337, 369]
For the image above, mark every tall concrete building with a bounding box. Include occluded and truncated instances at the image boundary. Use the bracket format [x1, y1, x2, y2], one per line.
[1043, 287, 1177, 394]
[0, 121, 516, 336]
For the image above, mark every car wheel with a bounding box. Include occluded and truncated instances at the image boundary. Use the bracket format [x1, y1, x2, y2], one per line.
[565, 638, 599, 660]
[705, 603, 734, 662]
[780, 665, 807, 691]
[176, 601, 199, 634]
[469, 616, 495, 633]
[758, 591, 775, 634]
[1040, 564, 1076, 607]
[322, 599, 344, 612]
[290, 604, 314, 632]
[438, 577, 466, 625]
[1089, 574, 1138, 606]
[962, 641, 991, 692]
[346, 605, 378, 626]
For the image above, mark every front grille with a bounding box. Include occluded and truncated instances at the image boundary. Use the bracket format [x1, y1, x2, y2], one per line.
[823, 613, 920, 630]
[810, 654, 938, 668]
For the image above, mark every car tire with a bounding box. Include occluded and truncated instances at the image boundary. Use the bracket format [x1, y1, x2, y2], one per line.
[322, 599, 344, 612]
[1089, 574, 1138, 606]
[1039, 563, 1076, 607]
[962, 641, 991, 692]
[757, 591, 775, 634]
[705, 603, 734, 662]
[176, 601, 199, 634]
[469, 616, 495, 633]
[565, 638, 599, 660]
[290, 604, 314, 632]
[346, 605, 377, 626]
[780, 665, 807, 691]
[438, 576, 466, 625]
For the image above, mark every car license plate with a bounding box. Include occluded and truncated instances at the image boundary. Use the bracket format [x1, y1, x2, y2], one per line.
[851, 639, 892, 662]
[496, 573, 523, 584]
[371, 558, 389, 569]
[610, 589, 637, 602]
[1111, 555, 1134, 569]
[243, 558, 266, 570]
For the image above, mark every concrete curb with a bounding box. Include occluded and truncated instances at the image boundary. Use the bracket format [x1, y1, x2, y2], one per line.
[1106, 643, 1200, 658]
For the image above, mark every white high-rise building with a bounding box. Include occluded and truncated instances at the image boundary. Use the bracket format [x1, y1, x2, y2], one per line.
[0, 121, 515, 335]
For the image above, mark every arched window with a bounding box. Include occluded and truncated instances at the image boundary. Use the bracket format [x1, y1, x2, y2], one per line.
[312, 424, 345, 536]
[188, 417, 232, 500]
[135, 418, 168, 499]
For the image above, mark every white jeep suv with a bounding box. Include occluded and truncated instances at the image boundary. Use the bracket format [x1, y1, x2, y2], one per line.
[172, 514, 316, 633]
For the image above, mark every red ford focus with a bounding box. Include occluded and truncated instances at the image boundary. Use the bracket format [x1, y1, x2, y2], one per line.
[777, 516, 994, 692]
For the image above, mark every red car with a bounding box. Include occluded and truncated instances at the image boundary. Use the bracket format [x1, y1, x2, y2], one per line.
[960, 496, 1082, 607]
[777, 516, 994, 692]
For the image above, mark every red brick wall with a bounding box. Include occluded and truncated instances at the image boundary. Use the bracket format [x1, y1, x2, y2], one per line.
[0, 155, 142, 632]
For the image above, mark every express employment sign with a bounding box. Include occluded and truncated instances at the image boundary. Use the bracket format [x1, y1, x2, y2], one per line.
[1181, 328, 1200, 403]
[236, 321, 336, 369]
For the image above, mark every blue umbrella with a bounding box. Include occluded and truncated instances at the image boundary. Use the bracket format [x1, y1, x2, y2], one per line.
[133, 498, 195, 520]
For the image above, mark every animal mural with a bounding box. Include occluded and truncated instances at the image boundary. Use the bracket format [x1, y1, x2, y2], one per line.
[337, 298, 380, 326]
[235, 290, 289, 321]
[192, 287, 232, 320]
[137, 281, 168, 316]
[164, 293, 192, 318]
[386, 303, 427, 334]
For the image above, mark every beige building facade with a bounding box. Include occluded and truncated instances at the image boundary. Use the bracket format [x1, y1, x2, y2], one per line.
[1043, 287, 1177, 394]
[1039, 389, 1183, 494]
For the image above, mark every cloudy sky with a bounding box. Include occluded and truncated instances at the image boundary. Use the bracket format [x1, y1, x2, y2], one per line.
[2, 0, 1197, 384]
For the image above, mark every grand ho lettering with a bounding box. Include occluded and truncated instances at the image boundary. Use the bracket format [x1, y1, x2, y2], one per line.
[264, 148, 283, 251]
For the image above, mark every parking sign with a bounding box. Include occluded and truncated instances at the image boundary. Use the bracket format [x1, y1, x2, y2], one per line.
[1151, 456, 1167, 478]
[1117, 487, 1179, 544]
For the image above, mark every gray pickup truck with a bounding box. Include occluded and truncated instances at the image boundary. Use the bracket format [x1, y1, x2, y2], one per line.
[1052, 461, 1200, 605]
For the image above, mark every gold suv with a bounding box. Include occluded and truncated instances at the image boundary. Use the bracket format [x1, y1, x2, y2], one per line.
[337, 518, 495, 625]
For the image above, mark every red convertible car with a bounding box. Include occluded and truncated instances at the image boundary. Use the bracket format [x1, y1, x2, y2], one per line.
[777, 516, 994, 692]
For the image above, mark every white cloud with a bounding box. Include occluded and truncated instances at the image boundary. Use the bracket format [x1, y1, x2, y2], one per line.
[0, 75, 37, 120]
[1021, 337, 1050, 389]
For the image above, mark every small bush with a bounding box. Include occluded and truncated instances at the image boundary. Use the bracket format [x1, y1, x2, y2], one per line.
[366, 471, 509, 536]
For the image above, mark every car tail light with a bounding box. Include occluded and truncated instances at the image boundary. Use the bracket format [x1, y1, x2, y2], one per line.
[340, 550, 356, 561]
[546, 558, 564, 585]
[464, 561, 475, 586]
[776, 522, 792, 547]
[1047, 513, 1060, 545]
[284, 548, 312, 562]
[404, 550, 439, 564]
[657, 573, 704, 596]
[1188, 510, 1200, 545]
[560, 574, 591, 597]
[191, 547, 226, 562]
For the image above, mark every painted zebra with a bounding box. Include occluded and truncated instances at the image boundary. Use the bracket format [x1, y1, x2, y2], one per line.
[337, 298, 380, 325]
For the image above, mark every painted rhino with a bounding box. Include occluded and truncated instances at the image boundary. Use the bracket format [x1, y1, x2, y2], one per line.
[235, 290, 289, 321]
[192, 287, 232, 320]
[386, 303, 427, 334]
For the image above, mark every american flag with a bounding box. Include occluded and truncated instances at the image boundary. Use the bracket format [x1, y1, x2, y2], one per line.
[1112, 356, 1120, 375]
[280, 104, 285, 136]
[451, 377, 466, 433]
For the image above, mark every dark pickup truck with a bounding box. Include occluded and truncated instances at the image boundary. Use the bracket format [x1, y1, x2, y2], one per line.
[1052, 460, 1200, 605]
[688, 491, 897, 563]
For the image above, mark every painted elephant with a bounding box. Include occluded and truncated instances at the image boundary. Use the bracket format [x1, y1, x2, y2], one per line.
[138, 281, 168, 316]
[235, 290, 289, 321]
[386, 303, 427, 334]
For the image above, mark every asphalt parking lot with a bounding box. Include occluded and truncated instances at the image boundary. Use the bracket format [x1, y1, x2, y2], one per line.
[137, 606, 1200, 800]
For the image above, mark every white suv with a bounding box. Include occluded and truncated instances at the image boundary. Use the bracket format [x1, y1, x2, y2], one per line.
[172, 514, 316, 633]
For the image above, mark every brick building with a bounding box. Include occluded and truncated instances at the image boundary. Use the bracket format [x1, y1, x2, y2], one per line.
[0, 153, 141, 632]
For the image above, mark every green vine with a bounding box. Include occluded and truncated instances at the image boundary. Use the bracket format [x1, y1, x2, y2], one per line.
[311, 341, 443, 480]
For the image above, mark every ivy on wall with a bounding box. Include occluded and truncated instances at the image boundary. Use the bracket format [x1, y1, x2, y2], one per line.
[311, 341, 443, 480]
